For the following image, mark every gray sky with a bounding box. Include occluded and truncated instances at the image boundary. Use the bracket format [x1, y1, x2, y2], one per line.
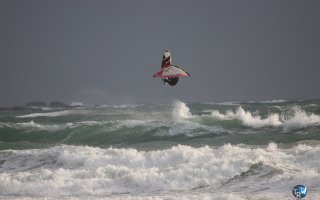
[1, 0, 320, 106]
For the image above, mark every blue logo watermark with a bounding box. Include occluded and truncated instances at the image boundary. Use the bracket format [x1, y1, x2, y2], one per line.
[292, 185, 307, 199]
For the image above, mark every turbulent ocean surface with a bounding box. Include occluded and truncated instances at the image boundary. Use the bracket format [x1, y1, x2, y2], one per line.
[1, 99, 320, 199]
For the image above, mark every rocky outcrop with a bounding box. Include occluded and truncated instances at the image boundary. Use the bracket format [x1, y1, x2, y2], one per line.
[48, 101, 70, 108]
[25, 101, 46, 107]
[0, 101, 74, 112]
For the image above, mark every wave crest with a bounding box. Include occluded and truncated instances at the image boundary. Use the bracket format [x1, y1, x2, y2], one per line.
[210, 106, 320, 131]
[282, 106, 320, 132]
[16, 110, 85, 118]
[210, 107, 282, 128]
[172, 101, 193, 121]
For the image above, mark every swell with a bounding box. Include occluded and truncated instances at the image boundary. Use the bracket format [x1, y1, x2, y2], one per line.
[1, 100, 320, 150]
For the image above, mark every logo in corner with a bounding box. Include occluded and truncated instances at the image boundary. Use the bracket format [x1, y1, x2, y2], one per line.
[292, 185, 307, 199]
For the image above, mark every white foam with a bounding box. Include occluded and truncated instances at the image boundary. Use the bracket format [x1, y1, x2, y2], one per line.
[15, 120, 76, 131]
[1, 144, 320, 199]
[70, 102, 84, 107]
[160, 121, 226, 137]
[97, 104, 143, 109]
[16, 110, 85, 118]
[172, 101, 193, 121]
[0, 193, 253, 200]
[167, 101, 223, 136]
[210, 107, 282, 128]
[0, 119, 152, 133]
[209, 106, 320, 131]
[253, 99, 287, 104]
[107, 119, 147, 131]
[282, 106, 320, 132]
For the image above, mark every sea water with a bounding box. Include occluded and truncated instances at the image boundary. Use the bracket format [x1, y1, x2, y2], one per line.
[1, 100, 320, 199]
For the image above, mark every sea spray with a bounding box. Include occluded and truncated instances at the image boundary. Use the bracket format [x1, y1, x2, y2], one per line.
[282, 106, 320, 132]
[172, 100, 193, 121]
[210, 107, 282, 128]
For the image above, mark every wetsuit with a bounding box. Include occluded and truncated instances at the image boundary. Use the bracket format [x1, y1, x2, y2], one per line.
[164, 77, 179, 86]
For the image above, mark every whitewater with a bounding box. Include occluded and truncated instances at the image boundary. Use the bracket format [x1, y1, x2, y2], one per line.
[1, 99, 320, 199]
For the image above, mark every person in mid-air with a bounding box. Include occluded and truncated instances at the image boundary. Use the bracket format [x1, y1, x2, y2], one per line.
[153, 49, 190, 86]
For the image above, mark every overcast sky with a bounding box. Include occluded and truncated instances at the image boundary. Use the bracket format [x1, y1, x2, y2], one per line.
[0, 0, 319, 106]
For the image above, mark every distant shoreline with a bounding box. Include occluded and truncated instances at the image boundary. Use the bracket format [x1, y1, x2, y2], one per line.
[0, 101, 75, 111]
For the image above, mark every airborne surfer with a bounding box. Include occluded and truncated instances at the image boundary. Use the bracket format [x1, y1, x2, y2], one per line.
[153, 49, 190, 86]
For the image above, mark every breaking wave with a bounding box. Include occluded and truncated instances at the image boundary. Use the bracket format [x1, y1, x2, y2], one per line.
[209, 106, 320, 131]
[2, 100, 320, 199]
[0, 121, 75, 132]
[0, 119, 148, 132]
[172, 101, 320, 132]
[282, 106, 320, 132]
[1, 100, 320, 151]
[210, 107, 282, 128]
[16, 110, 86, 118]
[172, 100, 193, 121]
[0, 143, 320, 198]
[248, 99, 288, 104]
[9, 101, 320, 134]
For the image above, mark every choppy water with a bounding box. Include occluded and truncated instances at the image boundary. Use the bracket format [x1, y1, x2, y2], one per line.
[1, 99, 320, 199]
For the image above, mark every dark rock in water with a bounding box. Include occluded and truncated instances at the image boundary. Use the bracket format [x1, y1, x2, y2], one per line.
[48, 101, 70, 108]
[12, 106, 29, 110]
[0, 106, 13, 111]
[0, 106, 32, 111]
[25, 101, 46, 107]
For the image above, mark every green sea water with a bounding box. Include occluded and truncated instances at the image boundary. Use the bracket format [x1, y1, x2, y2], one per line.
[1, 99, 320, 150]
[1, 99, 320, 199]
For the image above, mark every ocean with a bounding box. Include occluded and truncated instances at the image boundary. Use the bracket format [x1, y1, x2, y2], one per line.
[0, 99, 320, 199]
